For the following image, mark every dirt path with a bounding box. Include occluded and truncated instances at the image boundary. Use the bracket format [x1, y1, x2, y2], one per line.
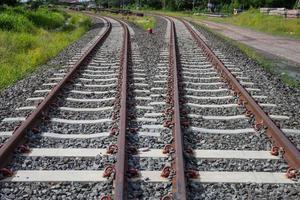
[189, 19, 300, 66]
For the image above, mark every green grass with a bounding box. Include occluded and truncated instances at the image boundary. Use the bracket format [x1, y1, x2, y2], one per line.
[142, 9, 300, 39]
[131, 16, 155, 30]
[98, 11, 156, 30]
[139, 9, 206, 19]
[208, 9, 300, 39]
[0, 7, 91, 90]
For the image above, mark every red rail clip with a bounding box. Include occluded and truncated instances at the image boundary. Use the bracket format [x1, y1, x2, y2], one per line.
[163, 144, 174, 154]
[13, 125, 21, 132]
[245, 110, 254, 118]
[31, 127, 40, 134]
[129, 128, 137, 134]
[17, 144, 31, 153]
[185, 148, 194, 156]
[127, 169, 139, 178]
[0, 168, 13, 177]
[186, 170, 199, 179]
[286, 168, 299, 179]
[161, 193, 173, 200]
[127, 146, 138, 155]
[161, 166, 172, 178]
[103, 165, 115, 178]
[182, 121, 189, 128]
[110, 128, 118, 136]
[253, 120, 264, 132]
[270, 146, 279, 156]
[106, 144, 118, 154]
[163, 120, 174, 128]
[100, 195, 112, 200]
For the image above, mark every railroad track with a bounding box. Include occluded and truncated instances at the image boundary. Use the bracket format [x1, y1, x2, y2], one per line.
[0, 14, 299, 199]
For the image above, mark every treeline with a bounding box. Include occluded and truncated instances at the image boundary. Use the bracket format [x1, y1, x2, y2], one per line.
[1, 1, 298, 12]
[141, 0, 297, 11]
[97, 0, 298, 11]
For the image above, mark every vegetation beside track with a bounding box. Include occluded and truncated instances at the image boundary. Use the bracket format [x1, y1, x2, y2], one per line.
[196, 23, 300, 89]
[207, 9, 300, 39]
[146, 9, 300, 39]
[0, 7, 91, 90]
[97, 11, 155, 31]
[233, 42, 300, 89]
[130, 16, 155, 30]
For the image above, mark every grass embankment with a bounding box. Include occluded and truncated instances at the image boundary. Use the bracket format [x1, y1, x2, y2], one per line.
[208, 9, 300, 39]
[147, 9, 300, 39]
[0, 7, 91, 90]
[99, 11, 155, 30]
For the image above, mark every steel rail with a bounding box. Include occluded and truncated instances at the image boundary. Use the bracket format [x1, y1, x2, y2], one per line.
[0, 18, 112, 168]
[180, 19, 300, 170]
[113, 19, 130, 199]
[167, 17, 187, 199]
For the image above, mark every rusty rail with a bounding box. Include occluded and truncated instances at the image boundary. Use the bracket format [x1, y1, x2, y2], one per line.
[165, 17, 187, 199]
[181, 19, 300, 171]
[113, 19, 130, 199]
[0, 18, 112, 169]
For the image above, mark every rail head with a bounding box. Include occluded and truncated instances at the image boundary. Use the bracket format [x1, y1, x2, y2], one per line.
[180, 19, 300, 171]
[165, 16, 188, 200]
[74, 14, 131, 199]
[111, 18, 130, 200]
[0, 17, 112, 169]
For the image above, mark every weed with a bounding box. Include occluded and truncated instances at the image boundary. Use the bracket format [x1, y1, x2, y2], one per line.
[98, 11, 155, 31]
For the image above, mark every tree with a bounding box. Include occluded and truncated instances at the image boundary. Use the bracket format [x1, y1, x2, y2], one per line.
[90, 0, 298, 10]
[1, 0, 19, 6]
[297, 0, 300, 8]
[265, 0, 296, 8]
[175, 0, 185, 10]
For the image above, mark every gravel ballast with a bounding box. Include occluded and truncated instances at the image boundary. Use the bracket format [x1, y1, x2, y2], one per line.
[1, 13, 300, 199]
[191, 22, 300, 134]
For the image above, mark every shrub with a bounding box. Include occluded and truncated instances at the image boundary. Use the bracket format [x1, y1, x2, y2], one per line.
[63, 14, 91, 31]
[0, 13, 35, 32]
[26, 8, 65, 30]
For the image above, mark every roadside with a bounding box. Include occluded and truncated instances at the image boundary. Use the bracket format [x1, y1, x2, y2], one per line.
[188, 18, 300, 86]
[191, 19, 300, 65]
